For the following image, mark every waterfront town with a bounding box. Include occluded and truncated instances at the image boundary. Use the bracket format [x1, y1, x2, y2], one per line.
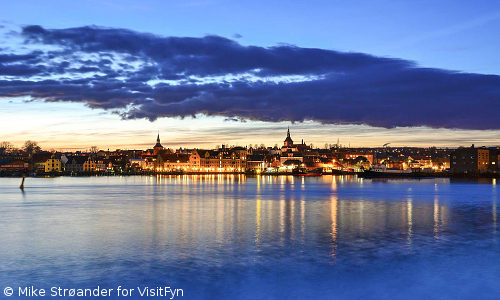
[0, 128, 499, 176]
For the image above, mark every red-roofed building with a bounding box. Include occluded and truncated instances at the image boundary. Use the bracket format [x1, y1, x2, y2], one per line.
[0, 160, 33, 173]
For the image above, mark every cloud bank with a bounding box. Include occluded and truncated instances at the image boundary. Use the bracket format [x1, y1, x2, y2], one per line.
[0, 24, 499, 129]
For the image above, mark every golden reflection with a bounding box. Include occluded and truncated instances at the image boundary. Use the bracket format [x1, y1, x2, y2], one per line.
[331, 176, 337, 191]
[215, 191, 224, 244]
[256, 176, 261, 245]
[179, 182, 189, 260]
[407, 198, 413, 248]
[280, 197, 285, 245]
[290, 198, 296, 241]
[300, 196, 306, 244]
[236, 188, 242, 235]
[493, 199, 497, 239]
[255, 198, 261, 245]
[359, 201, 364, 232]
[330, 196, 338, 261]
[434, 196, 439, 241]
[137, 176, 466, 262]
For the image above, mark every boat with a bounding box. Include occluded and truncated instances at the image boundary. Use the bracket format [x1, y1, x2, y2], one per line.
[358, 164, 413, 178]
[293, 167, 323, 176]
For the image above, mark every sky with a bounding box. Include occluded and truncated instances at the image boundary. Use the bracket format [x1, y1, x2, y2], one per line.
[1, 0, 500, 150]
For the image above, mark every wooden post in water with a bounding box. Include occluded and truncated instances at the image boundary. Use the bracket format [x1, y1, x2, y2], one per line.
[20, 175, 26, 190]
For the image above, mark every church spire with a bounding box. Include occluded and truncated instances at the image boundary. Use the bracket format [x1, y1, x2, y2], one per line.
[284, 126, 293, 147]
[154, 131, 163, 150]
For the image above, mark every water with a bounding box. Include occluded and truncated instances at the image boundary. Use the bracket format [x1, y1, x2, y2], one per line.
[0, 175, 499, 299]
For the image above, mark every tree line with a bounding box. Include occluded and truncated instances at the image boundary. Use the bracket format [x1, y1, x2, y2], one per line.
[1, 141, 100, 156]
[0, 141, 42, 156]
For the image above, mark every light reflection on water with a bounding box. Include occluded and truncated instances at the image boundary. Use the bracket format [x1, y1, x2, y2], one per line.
[0, 175, 499, 299]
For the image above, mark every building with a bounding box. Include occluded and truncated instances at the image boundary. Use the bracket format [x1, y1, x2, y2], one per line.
[65, 156, 88, 173]
[284, 127, 293, 147]
[247, 155, 268, 172]
[129, 158, 147, 170]
[450, 145, 498, 173]
[0, 153, 30, 162]
[406, 156, 433, 171]
[156, 152, 190, 172]
[280, 127, 310, 154]
[488, 148, 500, 173]
[0, 160, 33, 173]
[32, 152, 53, 172]
[153, 132, 164, 155]
[83, 157, 97, 172]
[343, 151, 374, 164]
[190, 147, 246, 172]
[95, 159, 107, 171]
[189, 150, 203, 171]
[44, 154, 62, 173]
[279, 159, 302, 172]
[280, 152, 303, 164]
[432, 157, 450, 171]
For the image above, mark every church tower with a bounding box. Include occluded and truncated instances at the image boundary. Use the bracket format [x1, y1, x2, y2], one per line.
[153, 132, 164, 155]
[284, 127, 294, 147]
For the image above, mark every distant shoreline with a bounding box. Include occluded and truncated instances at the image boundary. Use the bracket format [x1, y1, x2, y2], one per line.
[1, 172, 499, 179]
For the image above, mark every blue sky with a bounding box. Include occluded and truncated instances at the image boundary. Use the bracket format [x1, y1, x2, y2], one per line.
[1, 0, 500, 150]
[4, 0, 499, 74]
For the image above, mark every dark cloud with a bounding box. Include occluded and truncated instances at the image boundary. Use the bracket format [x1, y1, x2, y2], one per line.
[0, 51, 42, 63]
[0, 63, 46, 76]
[0, 24, 499, 130]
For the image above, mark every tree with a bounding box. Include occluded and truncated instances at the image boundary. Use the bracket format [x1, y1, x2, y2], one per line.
[0, 141, 14, 153]
[23, 140, 42, 156]
[90, 146, 99, 153]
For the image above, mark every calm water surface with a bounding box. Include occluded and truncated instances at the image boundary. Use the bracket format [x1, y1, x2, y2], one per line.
[0, 175, 499, 299]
